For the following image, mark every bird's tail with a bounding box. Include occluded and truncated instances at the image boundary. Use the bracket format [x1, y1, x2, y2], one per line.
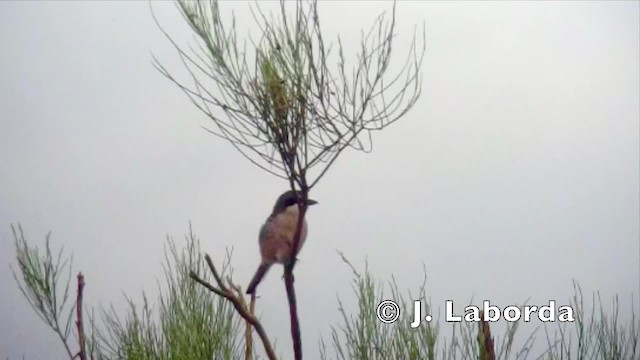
[246, 263, 271, 294]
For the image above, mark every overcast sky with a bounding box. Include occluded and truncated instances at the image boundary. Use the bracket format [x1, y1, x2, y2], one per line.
[1, 1, 638, 359]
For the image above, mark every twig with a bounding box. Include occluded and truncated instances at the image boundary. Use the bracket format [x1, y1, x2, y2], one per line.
[245, 292, 257, 360]
[478, 310, 496, 360]
[74, 273, 87, 360]
[282, 190, 309, 360]
[284, 269, 302, 360]
[189, 254, 277, 360]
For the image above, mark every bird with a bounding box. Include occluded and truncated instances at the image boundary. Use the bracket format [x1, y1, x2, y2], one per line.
[246, 190, 318, 294]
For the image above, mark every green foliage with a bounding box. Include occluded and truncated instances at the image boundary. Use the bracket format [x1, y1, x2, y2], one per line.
[10, 224, 77, 359]
[96, 226, 243, 360]
[98, 295, 161, 360]
[539, 282, 639, 360]
[319, 252, 638, 360]
[10, 224, 640, 359]
[10, 224, 242, 360]
[320, 255, 438, 360]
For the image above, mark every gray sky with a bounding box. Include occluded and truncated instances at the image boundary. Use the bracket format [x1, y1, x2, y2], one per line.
[1, 1, 638, 359]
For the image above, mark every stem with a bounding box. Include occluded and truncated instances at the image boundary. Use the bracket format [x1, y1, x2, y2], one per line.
[76, 273, 86, 360]
[283, 184, 309, 360]
[284, 269, 302, 360]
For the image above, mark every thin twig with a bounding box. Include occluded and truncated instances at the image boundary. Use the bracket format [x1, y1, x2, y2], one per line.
[478, 310, 496, 360]
[244, 292, 257, 360]
[75, 273, 87, 360]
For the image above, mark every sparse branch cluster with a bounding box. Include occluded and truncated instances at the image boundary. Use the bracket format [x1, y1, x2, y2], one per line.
[11, 224, 89, 360]
[152, 0, 425, 189]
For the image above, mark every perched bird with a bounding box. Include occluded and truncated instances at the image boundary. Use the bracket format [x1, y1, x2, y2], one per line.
[246, 190, 318, 294]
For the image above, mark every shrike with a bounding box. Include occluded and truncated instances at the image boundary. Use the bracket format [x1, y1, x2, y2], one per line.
[246, 190, 317, 294]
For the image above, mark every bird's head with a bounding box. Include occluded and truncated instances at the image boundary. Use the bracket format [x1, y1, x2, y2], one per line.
[273, 190, 318, 213]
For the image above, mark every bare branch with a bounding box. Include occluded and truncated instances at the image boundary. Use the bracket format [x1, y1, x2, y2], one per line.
[75, 273, 87, 360]
[189, 254, 277, 360]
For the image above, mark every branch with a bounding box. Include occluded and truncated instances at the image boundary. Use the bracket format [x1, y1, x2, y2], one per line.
[281, 184, 311, 360]
[244, 292, 257, 360]
[75, 273, 87, 360]
[189, 254, 277, 360]
[10, 224, 76, 359]
[284, 270, 302, 360]
[478, 310, 496, 360]
[152, 0, 425, 187]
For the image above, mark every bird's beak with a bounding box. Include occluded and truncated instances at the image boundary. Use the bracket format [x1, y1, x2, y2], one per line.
[307, 199, 318, 205]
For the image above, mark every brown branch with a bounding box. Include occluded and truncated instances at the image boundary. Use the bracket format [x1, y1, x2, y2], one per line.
[284, 270, 302, 360]
[478, 310, 496, 360]
[244, 292, 257, 360]
[231, 281, 257, 360]
[74, 273, 87, 360]
[189, 254, 277, 360]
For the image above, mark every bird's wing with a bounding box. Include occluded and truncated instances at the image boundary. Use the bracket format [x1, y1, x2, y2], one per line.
[258, 221, 270, 245]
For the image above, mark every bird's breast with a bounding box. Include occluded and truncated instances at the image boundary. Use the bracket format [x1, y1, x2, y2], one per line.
[259, 205, 308, 263]
[271, 206, 308, 245]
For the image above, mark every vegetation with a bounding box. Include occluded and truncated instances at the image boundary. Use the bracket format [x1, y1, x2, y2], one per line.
[150, 1, 424, 358]
[7, 1, 638, 359]
[10, 224, 639, 359]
